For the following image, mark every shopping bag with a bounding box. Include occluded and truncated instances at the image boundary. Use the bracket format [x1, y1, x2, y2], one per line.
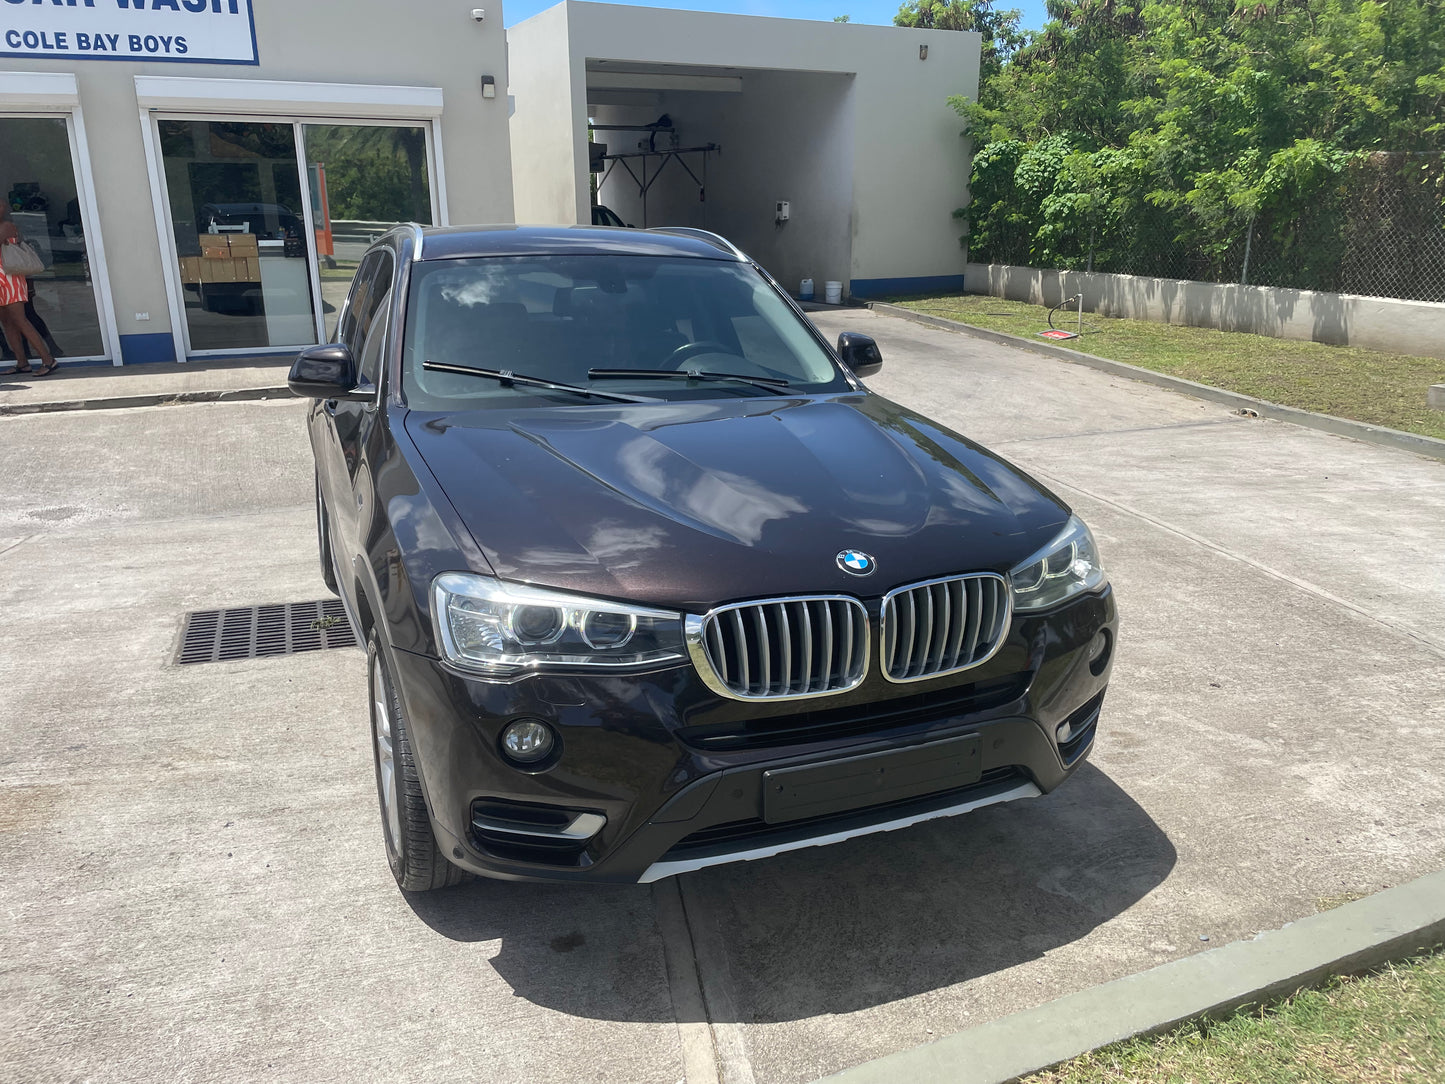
[0, 240, 44, 278]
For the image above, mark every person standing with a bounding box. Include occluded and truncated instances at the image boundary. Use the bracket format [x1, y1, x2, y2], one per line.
[0, 206, 58, 378]
[0, 282, 58, 364]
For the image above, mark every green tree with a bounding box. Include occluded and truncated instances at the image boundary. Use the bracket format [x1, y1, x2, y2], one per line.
[936, 0, 1445, 286]
[305, 125, 432, 224]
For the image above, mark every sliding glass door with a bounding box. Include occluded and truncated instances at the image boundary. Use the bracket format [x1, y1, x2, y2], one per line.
[156, 117, 436, 355]
[159, 120, 317, 353]
[303, 123, 433, 340]
[0, 115, 106, 361]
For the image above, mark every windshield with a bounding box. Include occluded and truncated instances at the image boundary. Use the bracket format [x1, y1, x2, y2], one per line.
[401, 255, 849, 409]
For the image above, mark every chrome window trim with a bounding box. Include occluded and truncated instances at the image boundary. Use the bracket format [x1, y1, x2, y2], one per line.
[685, 594, 870, 703]
[879, 572, 1013, 684]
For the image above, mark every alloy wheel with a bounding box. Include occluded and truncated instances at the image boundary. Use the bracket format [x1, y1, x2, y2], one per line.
[372, 655, 402, 853]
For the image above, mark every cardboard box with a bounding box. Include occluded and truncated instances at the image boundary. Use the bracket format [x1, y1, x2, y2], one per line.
[199, 257, 237, 284]
[199, 234, 230, 257]
[179, 256, 202, 285]
[228, 233, 259, 258]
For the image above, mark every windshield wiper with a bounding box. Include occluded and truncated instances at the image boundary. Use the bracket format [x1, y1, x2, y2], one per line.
[423, 362, 656, 404]
[588, 368, 791, 394]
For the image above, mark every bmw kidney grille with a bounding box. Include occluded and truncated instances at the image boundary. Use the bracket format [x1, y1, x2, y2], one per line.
[691, 596, 869, 701]
[881, 573, 1011, 682]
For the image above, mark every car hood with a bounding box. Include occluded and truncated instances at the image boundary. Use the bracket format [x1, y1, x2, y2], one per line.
[404, 394, 1069, 610]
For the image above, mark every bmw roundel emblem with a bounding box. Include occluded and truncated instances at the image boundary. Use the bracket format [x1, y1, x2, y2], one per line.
[836, 549, 876, 576]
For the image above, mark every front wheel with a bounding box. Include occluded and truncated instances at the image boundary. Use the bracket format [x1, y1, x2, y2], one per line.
[369, 636, 467, 891]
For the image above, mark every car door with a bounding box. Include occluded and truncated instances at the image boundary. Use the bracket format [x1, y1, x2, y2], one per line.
[327, 257, 396, 559]
[313, 248, 393, 556]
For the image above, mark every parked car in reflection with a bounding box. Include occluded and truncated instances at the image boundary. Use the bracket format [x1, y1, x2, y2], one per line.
[590, 203, 630, 228]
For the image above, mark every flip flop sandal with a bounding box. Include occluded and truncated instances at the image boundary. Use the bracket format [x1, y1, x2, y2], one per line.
[32, 362, 59, 378]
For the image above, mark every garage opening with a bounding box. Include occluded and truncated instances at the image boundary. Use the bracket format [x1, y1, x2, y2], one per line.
[587, 61, 856, 302]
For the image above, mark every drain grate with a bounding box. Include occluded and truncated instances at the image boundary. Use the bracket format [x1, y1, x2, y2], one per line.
[177, 599, 358, 664]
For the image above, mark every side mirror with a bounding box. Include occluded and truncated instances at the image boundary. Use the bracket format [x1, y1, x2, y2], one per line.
[288, 343, 371, 400]
[837, 332, 883, 377]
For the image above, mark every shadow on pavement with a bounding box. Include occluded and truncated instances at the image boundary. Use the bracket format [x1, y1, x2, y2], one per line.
[405, 762, 1174, 1022]
[0, 353, 292, 386]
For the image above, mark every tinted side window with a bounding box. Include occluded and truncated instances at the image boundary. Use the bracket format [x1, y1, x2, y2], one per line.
[358, 289, 393, 386]
[337, 250, 394, 355]
[336, 252, 380, 352]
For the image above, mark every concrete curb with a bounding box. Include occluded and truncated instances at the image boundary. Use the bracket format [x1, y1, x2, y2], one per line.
[816, 868, 1445, 1084]
[0, 386, 291, 417]
[869, 302, 1445, 463]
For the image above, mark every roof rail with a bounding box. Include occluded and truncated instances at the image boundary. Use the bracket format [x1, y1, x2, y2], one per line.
[410, 222, 426, 262]
[646, 226, 748, 261]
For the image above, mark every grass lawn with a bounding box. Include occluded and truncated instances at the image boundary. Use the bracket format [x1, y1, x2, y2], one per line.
[891, 294, 1445, 442]
[1027, 950, 1445, 1084]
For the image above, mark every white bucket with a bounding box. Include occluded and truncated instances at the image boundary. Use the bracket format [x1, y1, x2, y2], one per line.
[824, 280, 843, 305]
[799, 278, 815, 300]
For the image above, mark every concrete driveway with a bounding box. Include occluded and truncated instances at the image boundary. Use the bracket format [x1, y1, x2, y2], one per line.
[2, 310, 1442, 1084]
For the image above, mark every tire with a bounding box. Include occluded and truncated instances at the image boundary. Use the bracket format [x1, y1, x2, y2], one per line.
[315, 472, 339, 596]
[368, 635, 467, 891]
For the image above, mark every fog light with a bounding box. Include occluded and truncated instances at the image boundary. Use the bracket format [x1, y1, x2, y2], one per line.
[500, 719, 556, 764]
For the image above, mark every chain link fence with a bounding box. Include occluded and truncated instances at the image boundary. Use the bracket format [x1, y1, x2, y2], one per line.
[973, 153, 1445, 303]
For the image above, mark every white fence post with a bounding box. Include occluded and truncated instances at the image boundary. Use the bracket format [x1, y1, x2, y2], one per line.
[1240, 214, 1256, 286]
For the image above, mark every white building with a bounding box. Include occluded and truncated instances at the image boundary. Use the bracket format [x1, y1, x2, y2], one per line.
[1, 0, 511, 365]
[1, 0, 978, 366]
[509, 2, 981, 302]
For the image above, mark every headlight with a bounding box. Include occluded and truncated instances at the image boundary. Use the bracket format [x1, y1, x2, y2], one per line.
[1009, 515, 1108, 612]
[432, 572, 687, 676]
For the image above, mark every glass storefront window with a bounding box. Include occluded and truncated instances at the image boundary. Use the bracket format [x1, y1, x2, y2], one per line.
[0, 116, 105, 360]
[302, 124, 432, 340]
[158, 120, 317, 353]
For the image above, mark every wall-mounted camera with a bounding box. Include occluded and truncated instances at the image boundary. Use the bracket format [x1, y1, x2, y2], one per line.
[471, 8, 486, 21]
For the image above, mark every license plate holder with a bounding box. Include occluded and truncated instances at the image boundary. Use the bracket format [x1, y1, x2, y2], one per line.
[762, 735, 983, 824]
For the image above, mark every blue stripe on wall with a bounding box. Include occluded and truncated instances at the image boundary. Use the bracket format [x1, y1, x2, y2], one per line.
[849, 275, 966, 299]
[118, 333, 177, 365]
[184, 350, 300, 363]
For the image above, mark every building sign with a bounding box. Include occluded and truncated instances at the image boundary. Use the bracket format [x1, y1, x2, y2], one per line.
[2, 0, 258, 66]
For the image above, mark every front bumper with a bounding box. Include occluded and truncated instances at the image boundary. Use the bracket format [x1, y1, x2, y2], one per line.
[388, 585, 1117, 883]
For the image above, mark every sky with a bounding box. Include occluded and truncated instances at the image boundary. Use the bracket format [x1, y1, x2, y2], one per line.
[503, 0, 1052, 33]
